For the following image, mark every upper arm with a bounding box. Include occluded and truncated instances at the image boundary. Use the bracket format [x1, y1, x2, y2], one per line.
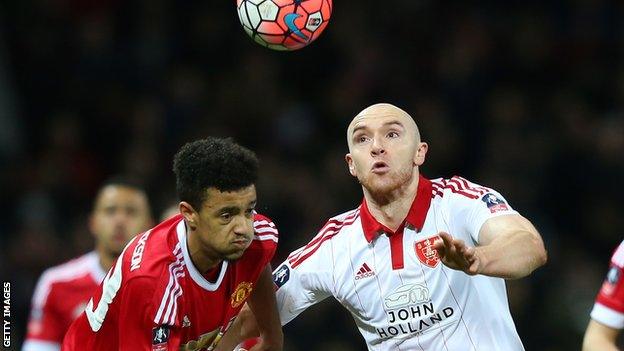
[583, 319, 620, 351]
[478, 214, 542, 246]
[274, 246, 333, 325]
[444, 177, 519, 243]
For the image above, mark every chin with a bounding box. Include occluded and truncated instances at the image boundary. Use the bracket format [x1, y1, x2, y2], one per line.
[223, 251, 245, 261]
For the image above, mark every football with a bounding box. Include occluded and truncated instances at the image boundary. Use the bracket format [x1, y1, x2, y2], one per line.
[236, 0, 332, 51]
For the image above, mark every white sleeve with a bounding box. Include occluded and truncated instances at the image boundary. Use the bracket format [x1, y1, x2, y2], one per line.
[445, 177, 518, 243]
[273, 241, 333, 325]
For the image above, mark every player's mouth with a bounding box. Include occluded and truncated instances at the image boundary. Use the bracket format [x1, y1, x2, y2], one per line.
[231, 238, 251, 249]
[371, 161, 390, 174]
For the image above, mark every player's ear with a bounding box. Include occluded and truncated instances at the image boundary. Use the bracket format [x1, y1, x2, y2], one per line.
[414, 142, 428, 166]
[345, 153, 357, 177]
[179, 202, 198, 230]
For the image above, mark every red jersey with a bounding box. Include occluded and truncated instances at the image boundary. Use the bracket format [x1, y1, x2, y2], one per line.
[591, 240, 624, 329]
[62, 213, 278, 351]
[23, 251, 106, 351]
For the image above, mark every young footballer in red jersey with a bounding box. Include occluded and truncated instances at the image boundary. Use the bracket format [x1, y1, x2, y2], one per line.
[23, 176, 153, 351]
[62, 137, 283, 351]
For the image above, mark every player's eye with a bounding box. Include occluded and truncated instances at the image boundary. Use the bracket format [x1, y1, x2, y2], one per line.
[244, 208, 254, 217]
[220, 212, 232, 222]
[387, 131, 399, 138]
[356, 135, 369, 143]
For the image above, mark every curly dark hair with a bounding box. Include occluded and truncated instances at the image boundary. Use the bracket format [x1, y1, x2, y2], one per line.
[172, 137, 259, 209]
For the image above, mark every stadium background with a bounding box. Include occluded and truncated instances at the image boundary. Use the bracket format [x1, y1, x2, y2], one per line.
[1, 0, 623, 349]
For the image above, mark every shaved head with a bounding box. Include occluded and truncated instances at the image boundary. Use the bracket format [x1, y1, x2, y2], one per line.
[347, 103, 420, 150]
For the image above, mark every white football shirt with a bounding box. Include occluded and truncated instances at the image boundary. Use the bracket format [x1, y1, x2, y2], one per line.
[272, 175, 524, 351]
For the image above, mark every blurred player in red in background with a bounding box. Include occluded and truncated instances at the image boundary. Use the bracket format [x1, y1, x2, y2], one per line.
[22, 176, 154, 351]
[224, 103, 547, 351]
[62, 137, 283, 351]
[583, 240, 624, 351]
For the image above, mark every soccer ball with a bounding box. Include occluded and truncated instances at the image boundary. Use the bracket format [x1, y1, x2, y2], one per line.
[236, 0, 332, 51]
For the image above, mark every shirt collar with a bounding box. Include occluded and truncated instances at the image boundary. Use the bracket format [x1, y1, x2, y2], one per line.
[360, 175, 432, 243]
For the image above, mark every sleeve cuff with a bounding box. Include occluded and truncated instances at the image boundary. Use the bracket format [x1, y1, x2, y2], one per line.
[22, 339, 61, 351]
[591, 302, 624, 329]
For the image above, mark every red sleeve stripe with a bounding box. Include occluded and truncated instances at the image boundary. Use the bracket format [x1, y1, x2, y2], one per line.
[431, 182, 444, 198]
[254, 234, 279, 243]
[255, 226, 279, 235]
[301, 210, 359, 249]
[154, 245, 185, 325]
[451, 176, 490, 195]
[288, 212, 360, 268]
[286, 209, 359, 264]
[444, 181, 479, 199]
[254, 220, 276, 229]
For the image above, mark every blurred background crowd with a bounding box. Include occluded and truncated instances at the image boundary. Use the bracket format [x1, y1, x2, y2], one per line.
[1, 0, 623, 349]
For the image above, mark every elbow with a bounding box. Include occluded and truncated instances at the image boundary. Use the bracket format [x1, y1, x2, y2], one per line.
[537, 244, 548, 268]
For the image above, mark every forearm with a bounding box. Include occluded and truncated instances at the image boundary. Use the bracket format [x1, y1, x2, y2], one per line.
[247, 266, 283, 348]
[582, 320, 620, 351]
[477, 230, 547, 279]
[215, 306, 259, 351]
[582, 336, 620, 351]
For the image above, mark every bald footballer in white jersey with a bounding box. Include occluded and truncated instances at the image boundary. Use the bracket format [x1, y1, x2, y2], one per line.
[220, 103, 548, 351]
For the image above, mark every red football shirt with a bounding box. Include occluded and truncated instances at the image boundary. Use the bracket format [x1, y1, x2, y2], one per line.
[591, 240, 624, 329]
[23, 251, 106, 351]
[62, 214, 278, 351]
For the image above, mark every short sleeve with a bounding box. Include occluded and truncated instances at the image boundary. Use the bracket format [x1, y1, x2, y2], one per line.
[253, 213, 279, 266]
[274, 238, 333, 325]
[591, 241, 624, 329]
[445, 177, 518, 243]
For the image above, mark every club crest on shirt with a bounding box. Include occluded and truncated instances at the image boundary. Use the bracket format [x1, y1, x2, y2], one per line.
[273, 264, 290, 288]
[481, 193, 509, 213]
[601, 265, 621, 296]
[152, 325, 169, 351]
[415, 236, 441, 268]
[231, 281, 253, 308]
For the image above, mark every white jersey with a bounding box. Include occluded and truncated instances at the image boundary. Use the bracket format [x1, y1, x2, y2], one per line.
[273, 175, 524, 351]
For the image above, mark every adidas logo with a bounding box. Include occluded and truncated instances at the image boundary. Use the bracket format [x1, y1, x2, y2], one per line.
[182, 315, 191, 328]
[355, 263, 375, 280]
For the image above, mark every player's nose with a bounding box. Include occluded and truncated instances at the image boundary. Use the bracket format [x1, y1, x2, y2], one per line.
[370, 137, 386, 156]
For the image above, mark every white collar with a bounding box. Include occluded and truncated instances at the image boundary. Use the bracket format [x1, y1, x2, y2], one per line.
[176, 220, 228, 291]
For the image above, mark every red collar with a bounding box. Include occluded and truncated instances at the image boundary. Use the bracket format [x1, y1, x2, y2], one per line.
[360, 175, 432, 243]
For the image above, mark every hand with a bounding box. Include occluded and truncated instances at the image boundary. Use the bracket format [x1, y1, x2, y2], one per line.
[433, 232, 481, 275]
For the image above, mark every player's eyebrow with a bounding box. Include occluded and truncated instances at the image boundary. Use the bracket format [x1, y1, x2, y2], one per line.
[383, 120, 405, 129]
[351, 119, 405, 135]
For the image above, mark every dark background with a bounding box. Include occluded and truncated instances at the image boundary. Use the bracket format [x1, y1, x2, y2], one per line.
[1, 0, 624, 350]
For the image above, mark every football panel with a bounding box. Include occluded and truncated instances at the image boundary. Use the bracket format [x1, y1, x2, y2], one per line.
[320, 0, 331, 20]
[245, 2, 262, 29]
[301, 0, 324, 14]
[258, 1, 279, 21]
[258, 33, 288, 45]
[257, 21, 286, 35]
[305, 11, 323, 32]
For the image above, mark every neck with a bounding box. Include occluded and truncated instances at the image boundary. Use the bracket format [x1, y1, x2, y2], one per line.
[96, 247, 115, 273]
[186, 224, 221, 273]
[363, 172, 420, 232]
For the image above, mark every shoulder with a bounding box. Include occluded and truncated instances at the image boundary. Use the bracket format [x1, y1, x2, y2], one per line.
[121, 218, 183, 280]
[286, 208, 360, 268]
[610, 240, 624, 267]
[430, 176, 492, 201]
[31, 252, 99, 307]
[253, 213, 279, 243]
